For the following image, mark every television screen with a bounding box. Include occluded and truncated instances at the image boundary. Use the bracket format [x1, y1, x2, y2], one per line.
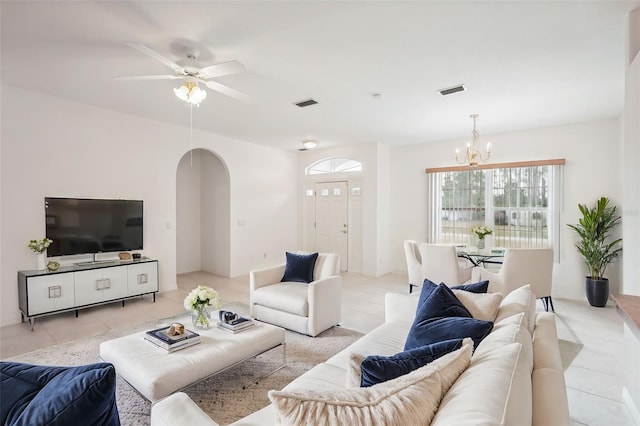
[45, 197, 143, 257]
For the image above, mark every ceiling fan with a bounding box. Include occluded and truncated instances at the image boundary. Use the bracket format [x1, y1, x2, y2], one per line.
[116, 42, 248, 104]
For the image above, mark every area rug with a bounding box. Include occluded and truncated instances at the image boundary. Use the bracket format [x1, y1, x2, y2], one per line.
[7, 321, 363, 425]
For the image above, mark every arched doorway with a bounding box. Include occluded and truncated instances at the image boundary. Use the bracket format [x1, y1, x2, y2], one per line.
[176, 149, 231, 276]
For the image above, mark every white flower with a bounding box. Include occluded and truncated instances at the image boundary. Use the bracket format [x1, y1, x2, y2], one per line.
[471, 226, 493, 239]
[28, 238, 53, 254]
[184, 285, 221, 311]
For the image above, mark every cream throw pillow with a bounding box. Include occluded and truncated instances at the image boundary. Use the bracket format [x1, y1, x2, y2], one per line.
[452, 289, 503, 322]
[270, 339, 473, 426]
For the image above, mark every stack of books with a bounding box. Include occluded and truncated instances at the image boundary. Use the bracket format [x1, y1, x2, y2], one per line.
[217, 316, 255, 334]
[144, 326, 201, 352]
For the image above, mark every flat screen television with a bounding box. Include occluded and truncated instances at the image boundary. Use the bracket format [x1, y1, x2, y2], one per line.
[45, 197, 143, 257]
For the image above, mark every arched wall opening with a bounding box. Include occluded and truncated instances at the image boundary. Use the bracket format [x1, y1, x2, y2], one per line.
[176, 148, 231, 276]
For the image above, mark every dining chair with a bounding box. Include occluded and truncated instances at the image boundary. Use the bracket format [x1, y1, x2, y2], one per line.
[403, 240, 423, 293]
[475, 248, 555, 311]
[418, 243, 474, 289]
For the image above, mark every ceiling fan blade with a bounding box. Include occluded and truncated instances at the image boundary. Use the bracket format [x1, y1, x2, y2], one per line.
[114, 75, 183, 81]
[198, 60, 245, 79]
[203, 80, 250, 102]
[124, 42, 184, 73]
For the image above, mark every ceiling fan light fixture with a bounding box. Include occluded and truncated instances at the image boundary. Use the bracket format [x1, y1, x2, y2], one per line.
[174, 81, 207, 106]
[302, 140, 318, 149]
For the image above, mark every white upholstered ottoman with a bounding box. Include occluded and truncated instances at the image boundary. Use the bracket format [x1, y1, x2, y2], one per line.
[99, 320, 285, 402]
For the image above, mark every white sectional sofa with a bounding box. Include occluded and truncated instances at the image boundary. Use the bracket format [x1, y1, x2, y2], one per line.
[151, 285, 570, 426]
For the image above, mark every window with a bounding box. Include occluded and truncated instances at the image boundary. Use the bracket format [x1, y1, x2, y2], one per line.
[306, 158, 362, 175]
[427, 160, 564, 255]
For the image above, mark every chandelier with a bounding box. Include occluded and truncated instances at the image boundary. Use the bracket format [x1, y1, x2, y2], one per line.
[455, 114, 491, 167]
[174, 80, 207, 106]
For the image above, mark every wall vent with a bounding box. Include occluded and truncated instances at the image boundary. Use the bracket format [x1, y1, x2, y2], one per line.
[295, 99, 318, 107]
[439, 85, 466, 96]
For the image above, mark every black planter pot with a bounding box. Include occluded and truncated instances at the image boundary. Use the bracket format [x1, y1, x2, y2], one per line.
[585, 277, 609, 307]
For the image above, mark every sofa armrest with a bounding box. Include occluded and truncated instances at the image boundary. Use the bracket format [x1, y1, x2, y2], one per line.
[250, 263, 286, 292]
[384, 292, 419, 323]
[308, 276, 342, 337]
[151, 392, 219, 426]
[533, 312, 563, 370]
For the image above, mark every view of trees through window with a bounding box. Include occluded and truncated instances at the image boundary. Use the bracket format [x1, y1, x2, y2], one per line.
[439, 165, 552, 248]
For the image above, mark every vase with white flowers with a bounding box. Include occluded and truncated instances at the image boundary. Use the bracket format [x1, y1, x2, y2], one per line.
[28, 238, 53, 270]
[471, 226, 493, 250]
[184, 285, 222, 329]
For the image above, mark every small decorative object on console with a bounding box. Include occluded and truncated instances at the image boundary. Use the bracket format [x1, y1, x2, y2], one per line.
[46, 260, 60, 271]
[118, 252, 133, 261]
[184, 285, 222, 329]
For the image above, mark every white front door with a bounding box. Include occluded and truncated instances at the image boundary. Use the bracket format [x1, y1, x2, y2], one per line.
[313, 182, 349, 272]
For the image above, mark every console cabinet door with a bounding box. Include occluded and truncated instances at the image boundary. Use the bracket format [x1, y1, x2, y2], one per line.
[74, 267, 128, 306]
[27, 274, 75, 315]
[127, 263, 158, 296]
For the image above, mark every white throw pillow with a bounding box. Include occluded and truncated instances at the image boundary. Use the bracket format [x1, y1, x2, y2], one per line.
[270, 340, 473, 426]
[494, 284, 536, 334]
[452, 289, 503, 322]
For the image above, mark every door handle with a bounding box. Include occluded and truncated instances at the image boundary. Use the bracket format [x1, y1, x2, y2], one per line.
[340, 230, 348, 234]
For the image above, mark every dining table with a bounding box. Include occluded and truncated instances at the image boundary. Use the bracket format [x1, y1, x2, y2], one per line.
[457, 248, 505, 267]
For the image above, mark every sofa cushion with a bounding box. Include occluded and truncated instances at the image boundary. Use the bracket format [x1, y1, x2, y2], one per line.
[348, 338, 468, 388]
[432, 342, 529, 426]
[252, 282, 309, 316]
[452, 280, 489, 293]
[0, 361, 119, 426]
[281, 251, 318, 283]
[452, 289, 503, 322]
[405, 316, 493, 351]
[269, 341, 472, 426]
[414, 281, 472, 321]
[417, 279, 489, 312]
[495, 284, 536, 334]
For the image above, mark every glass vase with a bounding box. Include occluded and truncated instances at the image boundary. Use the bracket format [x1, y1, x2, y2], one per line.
[477, 238, 485, 250]
[192, 305, 211, 329]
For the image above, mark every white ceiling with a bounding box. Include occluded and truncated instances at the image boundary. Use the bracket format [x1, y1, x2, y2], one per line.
[1, 1, 638, 152]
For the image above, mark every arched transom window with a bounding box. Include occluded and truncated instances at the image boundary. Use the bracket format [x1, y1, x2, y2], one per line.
[306, 158, 362, 175]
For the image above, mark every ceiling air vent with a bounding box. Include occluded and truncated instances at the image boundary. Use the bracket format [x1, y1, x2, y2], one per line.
[295, 98, 318, 107]
[439, 84, 466, 96]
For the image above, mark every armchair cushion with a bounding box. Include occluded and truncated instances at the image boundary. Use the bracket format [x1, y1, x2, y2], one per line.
[253, 282, 309, 316]
[281, 252, 318, 283]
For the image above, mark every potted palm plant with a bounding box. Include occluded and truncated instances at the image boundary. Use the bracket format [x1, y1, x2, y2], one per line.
[567, 196, 622, 307]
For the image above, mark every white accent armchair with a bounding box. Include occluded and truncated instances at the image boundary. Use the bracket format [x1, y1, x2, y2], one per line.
[250, 253, 342, 337]
[474, 248, 555, 311]
[418, 243, 474, 288]
[403, 240, 423, 293]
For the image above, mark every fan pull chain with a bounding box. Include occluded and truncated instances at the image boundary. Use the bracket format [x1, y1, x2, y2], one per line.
[190, 103, 193, 167]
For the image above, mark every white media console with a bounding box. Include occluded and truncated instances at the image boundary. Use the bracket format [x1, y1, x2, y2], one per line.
[18, 258, 158, 330]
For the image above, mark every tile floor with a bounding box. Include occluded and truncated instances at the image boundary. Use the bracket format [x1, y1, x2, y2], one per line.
[0, 271, 636, 425]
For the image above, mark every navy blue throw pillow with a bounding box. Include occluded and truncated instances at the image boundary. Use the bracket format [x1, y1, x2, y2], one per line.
[1, 361, 120, 426]
[417, 279, 489, 312]
[281, 252, 319, 283]
[360, 339, 465, 387]
[452, 280, 489, 294]
[414, 281, 472, 321]
[404, 316, 493, 351]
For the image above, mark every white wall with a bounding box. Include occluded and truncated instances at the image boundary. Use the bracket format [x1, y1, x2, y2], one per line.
[176, 151, 202, 274]
[0, 85, 298, 326]
[390, 118, 622, 301]
[623, 8, 640, 296]
[201, 150, 230, 276]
